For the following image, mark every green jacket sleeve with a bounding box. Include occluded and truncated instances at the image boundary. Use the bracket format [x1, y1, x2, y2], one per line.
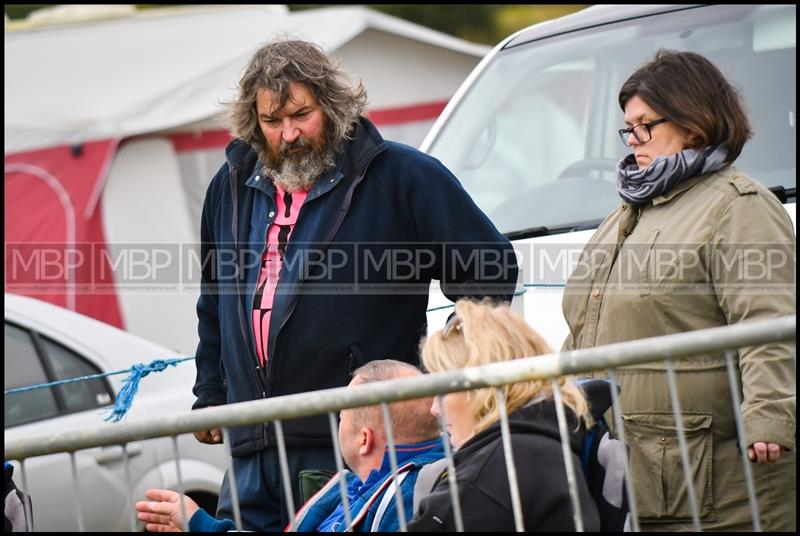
[711, 188, 796, 449]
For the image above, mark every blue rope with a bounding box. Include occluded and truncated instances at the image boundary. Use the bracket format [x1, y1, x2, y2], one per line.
[6, 287, 541, 416]
[4, 356, 195, 396]
[426, 303, 457, 312]
[425, 287, 528, 312]
[103, 358, 189, 422]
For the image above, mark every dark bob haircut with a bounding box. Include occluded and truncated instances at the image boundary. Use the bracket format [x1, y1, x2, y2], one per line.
[619, 49, 752, 162]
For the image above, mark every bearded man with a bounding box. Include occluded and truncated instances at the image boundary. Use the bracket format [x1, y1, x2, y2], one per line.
[191, 38, 517, 531]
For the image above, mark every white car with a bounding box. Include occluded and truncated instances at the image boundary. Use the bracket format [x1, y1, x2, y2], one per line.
[422, 4, 796, 348]
[4, 293, 228, 531]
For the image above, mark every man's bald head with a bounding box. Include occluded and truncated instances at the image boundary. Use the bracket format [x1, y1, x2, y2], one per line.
[349, 360, 439, 444]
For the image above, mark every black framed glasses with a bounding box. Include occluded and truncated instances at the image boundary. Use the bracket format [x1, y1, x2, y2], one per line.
[618, 118, 668, 146]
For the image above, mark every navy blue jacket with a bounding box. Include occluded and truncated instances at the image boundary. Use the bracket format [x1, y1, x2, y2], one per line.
[193, 118, 517, 455]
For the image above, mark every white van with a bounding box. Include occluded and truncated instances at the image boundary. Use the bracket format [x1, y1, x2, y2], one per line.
[422, 4, 796, 348]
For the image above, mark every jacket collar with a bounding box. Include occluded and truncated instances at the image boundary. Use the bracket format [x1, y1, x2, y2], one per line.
[364, 438, 444, 488]
[225, 117, 387, 200]
[224, 137, 257, 173]
[304, 116, 387, 201]
[650, 164, 731, 206]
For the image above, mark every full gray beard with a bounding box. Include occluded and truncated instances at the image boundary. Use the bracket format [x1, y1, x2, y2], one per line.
[262, 147, 337, 193]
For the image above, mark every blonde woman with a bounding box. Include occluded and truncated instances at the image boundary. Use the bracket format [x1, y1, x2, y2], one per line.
[408, 300, 600, 531]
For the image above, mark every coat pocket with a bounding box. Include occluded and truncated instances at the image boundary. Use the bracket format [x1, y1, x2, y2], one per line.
[622, 412, 714, 522]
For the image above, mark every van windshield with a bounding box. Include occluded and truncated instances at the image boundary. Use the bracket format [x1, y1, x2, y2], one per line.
[428, 5, 796, 235]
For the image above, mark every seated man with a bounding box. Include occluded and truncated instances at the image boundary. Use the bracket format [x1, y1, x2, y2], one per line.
[136, 360, 444, 532]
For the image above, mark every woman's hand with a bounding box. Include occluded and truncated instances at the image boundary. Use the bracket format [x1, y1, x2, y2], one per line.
[747, 442, 782, 464]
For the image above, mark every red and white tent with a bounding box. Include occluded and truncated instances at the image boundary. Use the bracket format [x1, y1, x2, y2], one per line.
[4, 5, 489, 353]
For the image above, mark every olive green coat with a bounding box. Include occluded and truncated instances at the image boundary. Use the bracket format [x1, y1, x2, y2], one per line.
[562, 166, 796, 531]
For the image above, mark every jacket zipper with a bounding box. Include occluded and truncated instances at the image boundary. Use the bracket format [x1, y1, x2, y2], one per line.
[249, 222, 271, 397]
[267, 146, 385, 392]
[229, 166, 269, 399]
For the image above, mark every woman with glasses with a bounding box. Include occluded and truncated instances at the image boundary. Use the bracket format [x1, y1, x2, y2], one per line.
[562, 50, 796, 531]
[407, 299, 600, 532]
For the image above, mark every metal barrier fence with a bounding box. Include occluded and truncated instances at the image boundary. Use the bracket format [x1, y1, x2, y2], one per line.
[5, 315, 796, 532]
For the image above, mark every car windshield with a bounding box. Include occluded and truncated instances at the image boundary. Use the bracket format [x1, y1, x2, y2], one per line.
[428, 5, 796, 235]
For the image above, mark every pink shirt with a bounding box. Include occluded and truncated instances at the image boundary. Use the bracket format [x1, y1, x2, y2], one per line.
[252, 185, 308, 367]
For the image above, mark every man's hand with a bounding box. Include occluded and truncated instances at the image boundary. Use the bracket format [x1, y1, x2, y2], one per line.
[135, 488, 200, 532]
[193, 428, 223, 444]
[748, 441, 782, 464]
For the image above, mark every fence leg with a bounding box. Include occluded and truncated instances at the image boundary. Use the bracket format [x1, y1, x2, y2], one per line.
[328, 412, 353, 530]
[551, 381, 583, 532]
[69, 451, 86, 531]
[435, 394, 464, 532]
[381, 403, 408, 531]
[724, 350, 762, 531]
[274, 420, 296, 521]
[221, 428, 244, 531]
[607, 369, 640, 532]
[496, 388, 526, 532]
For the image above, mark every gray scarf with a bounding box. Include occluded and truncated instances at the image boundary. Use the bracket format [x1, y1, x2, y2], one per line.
[616, 145, 729, 205]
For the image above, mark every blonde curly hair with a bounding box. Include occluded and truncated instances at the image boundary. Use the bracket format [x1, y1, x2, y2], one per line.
[421, 299, 588, 436]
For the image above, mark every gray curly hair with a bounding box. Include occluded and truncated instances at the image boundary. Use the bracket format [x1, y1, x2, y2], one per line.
[228, 38, 368, 157]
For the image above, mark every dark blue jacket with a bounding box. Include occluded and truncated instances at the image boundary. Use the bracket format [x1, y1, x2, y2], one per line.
[290, 439, 445, 532]
[187, 439, 445, 532]
[192, 118, 517, 455]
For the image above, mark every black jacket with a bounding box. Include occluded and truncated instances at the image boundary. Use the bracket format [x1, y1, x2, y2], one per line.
[192, 117, 518, 455]
[409, 400, 600, 532]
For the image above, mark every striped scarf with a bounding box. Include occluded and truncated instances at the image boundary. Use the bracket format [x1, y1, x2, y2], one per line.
[616, 145, 729, 205]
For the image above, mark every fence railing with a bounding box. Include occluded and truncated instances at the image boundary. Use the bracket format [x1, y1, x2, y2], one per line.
[5, 314, 796, 532]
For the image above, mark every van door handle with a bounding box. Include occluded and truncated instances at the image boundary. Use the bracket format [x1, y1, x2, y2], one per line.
[95, 443, 143, 465]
